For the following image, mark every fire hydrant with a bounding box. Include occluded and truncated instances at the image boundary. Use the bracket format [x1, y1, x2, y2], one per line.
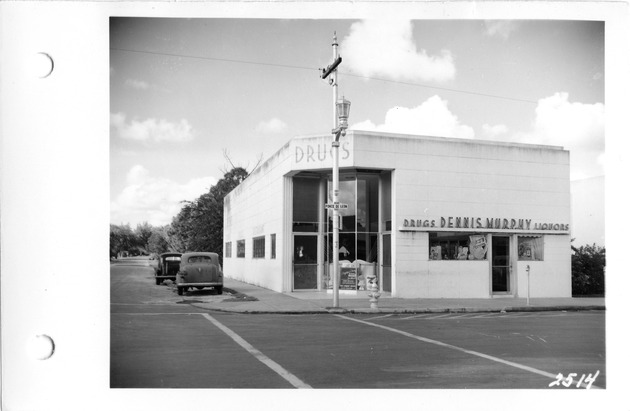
[366, 273, 381, 309]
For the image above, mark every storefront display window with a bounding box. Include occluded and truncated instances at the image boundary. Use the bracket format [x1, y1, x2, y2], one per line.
[225, 241, 232, 258]
[381, 172, 392, 231]
[253, 236, 265, 259]
[270, 234, 276, 259]
[236, 240, 245, 258]
[518, 236, 544, 260]
[429, 232, 488, 260]
[293, 177, 321, 232]
[327, 178, 356, 233]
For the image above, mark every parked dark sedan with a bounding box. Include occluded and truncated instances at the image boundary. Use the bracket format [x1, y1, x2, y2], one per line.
[176, 252, 224, 296]
[155, 252, 182, 285]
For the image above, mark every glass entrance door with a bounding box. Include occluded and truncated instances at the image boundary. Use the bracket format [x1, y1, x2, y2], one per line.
[492, 236, 510, 292]
[293, 235, 318, 290]
[381, 234, 391, 292]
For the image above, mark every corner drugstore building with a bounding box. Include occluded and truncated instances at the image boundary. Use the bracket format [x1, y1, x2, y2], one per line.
[223, 131, 571, 298]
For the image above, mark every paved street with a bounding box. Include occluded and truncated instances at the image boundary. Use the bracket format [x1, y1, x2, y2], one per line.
[111, 259, 606, 389]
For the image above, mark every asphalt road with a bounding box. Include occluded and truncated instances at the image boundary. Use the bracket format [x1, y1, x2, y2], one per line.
[110, 259, 606, 389]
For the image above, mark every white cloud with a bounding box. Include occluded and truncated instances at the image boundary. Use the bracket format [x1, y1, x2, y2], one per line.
[531, 93, 604, 149]
[350, 92, 604, 180]
[484, 21, 521, 39]
[513, 93, 604, 179]
[341, 19, 456, 82]
[256, 117, 288, 134]
[126, 164, 149, 185]
[482, 123, 509, 139]
[111, 112, 194, 143]
[351, 95, 474, 139]
[111, 165, 217, 227]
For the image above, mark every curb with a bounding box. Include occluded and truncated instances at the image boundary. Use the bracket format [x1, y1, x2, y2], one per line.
[188, 304, 605, 315]
[340, 305, 606, 314]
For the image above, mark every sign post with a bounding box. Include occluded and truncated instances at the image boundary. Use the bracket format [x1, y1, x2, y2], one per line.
[526, 265, 531, 306]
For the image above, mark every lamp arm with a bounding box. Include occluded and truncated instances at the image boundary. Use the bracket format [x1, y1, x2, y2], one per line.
[331, 127, 346, 142]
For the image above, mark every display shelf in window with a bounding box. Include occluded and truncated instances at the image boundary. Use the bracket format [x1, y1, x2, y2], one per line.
[429, 232, 488, 261]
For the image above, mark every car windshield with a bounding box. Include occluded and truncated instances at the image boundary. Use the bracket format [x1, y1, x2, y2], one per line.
[165, 257, 181, 261]
[188, 256, 212, 264]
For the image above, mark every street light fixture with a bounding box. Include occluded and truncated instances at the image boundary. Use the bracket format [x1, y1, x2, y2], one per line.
[336, 97, 351, 132]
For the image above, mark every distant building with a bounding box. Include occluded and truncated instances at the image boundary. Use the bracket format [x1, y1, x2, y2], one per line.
[223, 131, 571, 298]
[571, 176, 605, 247]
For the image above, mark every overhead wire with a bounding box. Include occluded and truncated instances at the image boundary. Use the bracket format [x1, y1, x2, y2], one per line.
[110, 46, 538, 105]
[110, 47, 317, 72]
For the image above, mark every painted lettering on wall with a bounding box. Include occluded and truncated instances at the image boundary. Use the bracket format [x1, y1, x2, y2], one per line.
[295, 141, 351, 164]
[402, 217, 569, 232]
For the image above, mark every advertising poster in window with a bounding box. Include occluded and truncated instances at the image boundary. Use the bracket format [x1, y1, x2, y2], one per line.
[518, 237, 543, 260]
[430, 246, 442, 260]
[339, 266, 358, 290]
[469, 235, 488, 260]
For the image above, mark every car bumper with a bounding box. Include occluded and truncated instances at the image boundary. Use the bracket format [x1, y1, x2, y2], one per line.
[155, 275, 176, 280]
[176, 282, 222, 288]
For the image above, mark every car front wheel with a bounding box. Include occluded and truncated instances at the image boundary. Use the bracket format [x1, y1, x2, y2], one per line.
[216, 286, 223, 295]
[177, 286, 183, 296]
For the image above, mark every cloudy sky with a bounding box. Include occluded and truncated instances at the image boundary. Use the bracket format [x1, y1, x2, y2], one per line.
[110, 18, 604, 231]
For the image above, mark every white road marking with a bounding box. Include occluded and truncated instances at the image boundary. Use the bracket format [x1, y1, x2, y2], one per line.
[113, 312, 199, 315]
[426, 313, 454, 320]
[201, 313, 312, 389]
[111, 303, 176, 306]
[446, 313, 477, 319]
[335, 314, 601, 389]
[367, 314, 395, 321]
[399, 313, 433, 320]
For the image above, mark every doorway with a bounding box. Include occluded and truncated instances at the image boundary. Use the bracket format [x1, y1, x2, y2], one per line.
[492, 236, 510, 293]
[293, 235, 318, 290]
[381, 234, 391, 292]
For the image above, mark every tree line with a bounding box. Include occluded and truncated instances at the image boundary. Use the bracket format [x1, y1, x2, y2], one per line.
[110, 166, 249, 263]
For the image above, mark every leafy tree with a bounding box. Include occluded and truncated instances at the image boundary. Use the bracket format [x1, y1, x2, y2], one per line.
[168, 167, 249, 262]
[135, 222, 153, 252]
[168, 203, 195, 253]
[110, 223, 137, 257]
[571, 243, 605, 296]
[147, 227, 170, 255]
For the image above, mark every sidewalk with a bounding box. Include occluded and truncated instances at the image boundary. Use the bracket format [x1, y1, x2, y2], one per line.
[190, 278, 606, 314]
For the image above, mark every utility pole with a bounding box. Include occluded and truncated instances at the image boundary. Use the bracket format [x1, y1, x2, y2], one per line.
[321, 32, 344, 308]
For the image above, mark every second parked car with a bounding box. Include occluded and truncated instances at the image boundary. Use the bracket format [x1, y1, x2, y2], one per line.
[176, 252, 224, 296]
[155, 252, 182, 285]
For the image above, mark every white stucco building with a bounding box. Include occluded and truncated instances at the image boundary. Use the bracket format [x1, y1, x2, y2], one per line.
[223, 130, 571, 298]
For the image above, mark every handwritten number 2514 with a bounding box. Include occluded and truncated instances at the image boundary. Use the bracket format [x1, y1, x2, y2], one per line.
[549, 371, 599, 389]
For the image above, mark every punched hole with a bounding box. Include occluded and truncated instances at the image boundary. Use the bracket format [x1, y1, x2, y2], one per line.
[27, 334, 55, 360]
[34, 52, 54, 78]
